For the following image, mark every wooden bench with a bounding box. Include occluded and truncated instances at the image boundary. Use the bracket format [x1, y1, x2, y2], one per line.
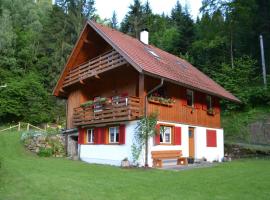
[151, 150, 187, 168]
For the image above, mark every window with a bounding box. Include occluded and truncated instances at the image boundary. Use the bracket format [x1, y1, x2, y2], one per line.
[146, 48, 161, 59]
[160, 126, 172, 144]
[109, 126, 119, 143]
[206, 130, 217, 147]
[87, 129, 94, 143]
[206, 95, 212, 110]
[186, 90, 194, 107]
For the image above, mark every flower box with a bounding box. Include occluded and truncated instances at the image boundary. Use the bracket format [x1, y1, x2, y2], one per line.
[207, 109, 215, 115]
[148, 96, 175, 107]
[81, 100, 94, 107]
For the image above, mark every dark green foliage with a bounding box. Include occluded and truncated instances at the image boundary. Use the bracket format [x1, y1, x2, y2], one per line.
[0, 0, 96, 125]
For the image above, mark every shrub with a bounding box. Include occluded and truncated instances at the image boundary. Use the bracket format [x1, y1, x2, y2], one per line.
[38, 147, 53, 157]
[20, 131, 45, 141]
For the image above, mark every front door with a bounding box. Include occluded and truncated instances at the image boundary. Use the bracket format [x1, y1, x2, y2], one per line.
[188, 127, 195, 158]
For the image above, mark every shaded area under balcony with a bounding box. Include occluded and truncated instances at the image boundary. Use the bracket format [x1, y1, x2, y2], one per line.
[63, 50, 127, 88]
[73, 96, 142, 126]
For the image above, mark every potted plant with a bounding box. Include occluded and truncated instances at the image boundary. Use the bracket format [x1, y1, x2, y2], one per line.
[187, 157, 194, 164]
[121, 157, 130, 168]
[207, 108, 215, 115]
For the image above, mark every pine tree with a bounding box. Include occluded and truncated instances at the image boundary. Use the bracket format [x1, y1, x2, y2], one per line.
[110, 11, 118, 29]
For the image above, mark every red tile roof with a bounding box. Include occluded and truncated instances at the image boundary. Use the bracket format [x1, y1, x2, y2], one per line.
[89, 21, 240, 102]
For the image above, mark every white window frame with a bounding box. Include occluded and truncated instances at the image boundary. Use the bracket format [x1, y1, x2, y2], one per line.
[109, 126, 119, 143]
[187, 89, 194, 107]
[87, 128, 94, 143]
[160, 126, 172, 144]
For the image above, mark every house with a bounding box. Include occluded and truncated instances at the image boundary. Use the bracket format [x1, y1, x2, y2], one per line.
[53, 20, 240, 167]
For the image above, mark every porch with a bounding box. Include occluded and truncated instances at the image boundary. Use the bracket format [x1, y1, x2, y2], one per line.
[73, 96, 142, 126]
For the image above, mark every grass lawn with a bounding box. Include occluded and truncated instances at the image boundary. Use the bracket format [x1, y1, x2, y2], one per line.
[0, 131, 270, 200]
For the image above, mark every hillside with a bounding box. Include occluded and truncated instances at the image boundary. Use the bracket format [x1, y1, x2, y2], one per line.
[222, 106, 270, 144]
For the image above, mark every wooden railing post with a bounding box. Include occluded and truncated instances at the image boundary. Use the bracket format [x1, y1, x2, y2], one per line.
[18, 122, 21, 131]
[27, 123, 30, 131]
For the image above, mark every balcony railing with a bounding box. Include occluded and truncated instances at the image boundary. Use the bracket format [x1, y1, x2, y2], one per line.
[73, 96, 142, 126]
[63, 50, 127, 88]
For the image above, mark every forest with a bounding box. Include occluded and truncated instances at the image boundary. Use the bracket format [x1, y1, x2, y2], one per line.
[0, 0, 269, 125]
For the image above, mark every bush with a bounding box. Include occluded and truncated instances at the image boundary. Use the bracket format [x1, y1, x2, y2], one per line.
[20, 130, 45, 141]
[38, 147, 53, 157]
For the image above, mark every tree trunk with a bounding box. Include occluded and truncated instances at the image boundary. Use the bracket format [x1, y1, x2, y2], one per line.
[144, 132, 149, 167]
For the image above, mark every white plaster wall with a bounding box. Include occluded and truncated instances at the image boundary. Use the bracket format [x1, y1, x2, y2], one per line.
[194, 127, 224, 162]
[79, 120, 224, 166]
[80, 121, 137, 166]
[146, 122, 190, 167]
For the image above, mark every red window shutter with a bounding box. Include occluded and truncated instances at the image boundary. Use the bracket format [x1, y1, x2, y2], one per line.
[101, 128, 106, 144]
[194, 92, 201, 109]
[202, 94, 208, 111]
[213, 98, 220, 114]
[206, 130, 217, 147]
[94, 127, 101, 144]
[119, 124, 126, 144]
[155, 124, 160, 145]
[174, 126, 181, 145]
[182, 88, 187, 106]
[78, 128, 85, 145]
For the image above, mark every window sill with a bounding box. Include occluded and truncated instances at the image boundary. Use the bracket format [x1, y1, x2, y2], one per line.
[159, 143, 173, 145]
[108, 143, 120, 145]
[85, 143, 94, 145]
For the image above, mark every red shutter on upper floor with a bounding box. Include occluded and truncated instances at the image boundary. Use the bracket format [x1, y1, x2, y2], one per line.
[174, 126, 181, 145]
[202, 94, 208, 111]
[181, 88, 188, 106]
[78, 128, 85, 145]
[213, 98, 220, 114]
[206, 130, 217, 147]
[155, 124, 160, 145]
[194, 92, 201, 109]
[119, 124, 126, 145]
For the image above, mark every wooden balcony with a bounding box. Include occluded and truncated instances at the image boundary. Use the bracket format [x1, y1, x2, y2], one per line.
[63, 50, 127, 88]
[73, 96, 142, 126]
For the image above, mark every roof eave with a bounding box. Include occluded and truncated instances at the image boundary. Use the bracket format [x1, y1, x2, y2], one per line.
[142, 70, 241, 103]
[88, 20, 143, 73]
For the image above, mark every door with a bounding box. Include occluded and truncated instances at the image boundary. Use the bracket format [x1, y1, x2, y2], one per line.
[188, 127, 195, 158]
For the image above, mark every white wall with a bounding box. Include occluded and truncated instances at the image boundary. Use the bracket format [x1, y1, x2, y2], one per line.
[194, 127, 224, 162]
[147, 121, 224, 166]
[80, 121, 137, 166]
[79, 120, 224, 167]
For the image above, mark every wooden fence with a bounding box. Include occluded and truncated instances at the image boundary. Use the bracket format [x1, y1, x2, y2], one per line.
[0, 122, 46, 133]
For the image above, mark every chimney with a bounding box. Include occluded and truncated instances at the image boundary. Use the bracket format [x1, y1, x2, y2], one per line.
[140, 29, 149, 45]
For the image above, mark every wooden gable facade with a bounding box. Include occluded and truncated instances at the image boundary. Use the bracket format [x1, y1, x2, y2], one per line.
[54, 22, 225, 129]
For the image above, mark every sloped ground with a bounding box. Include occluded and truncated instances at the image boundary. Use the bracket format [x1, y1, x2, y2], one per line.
[0, 131, 270, 200]
[222, 107, 270, 144]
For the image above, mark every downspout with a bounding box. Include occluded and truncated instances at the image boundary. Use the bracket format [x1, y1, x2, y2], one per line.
[144, 78, 164, 116]
[144, 78, 164, 167]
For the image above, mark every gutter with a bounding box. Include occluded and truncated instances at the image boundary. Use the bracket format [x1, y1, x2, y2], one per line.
[144, 78, 164, 116]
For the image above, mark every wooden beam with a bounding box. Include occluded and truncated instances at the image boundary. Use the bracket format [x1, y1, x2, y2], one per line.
[138, 73, 145, 116]
[79, 79, 85, 85]
[84, 39, 93, 45]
